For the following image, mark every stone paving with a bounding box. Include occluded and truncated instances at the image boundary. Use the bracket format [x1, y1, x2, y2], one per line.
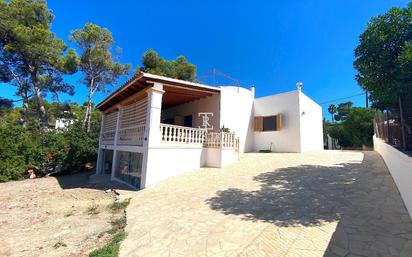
[120, 151, 412, 257]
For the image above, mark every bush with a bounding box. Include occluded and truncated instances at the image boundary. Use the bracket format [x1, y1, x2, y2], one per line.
[63, 122, 99, 172]
[0, 120, 100, 182]
[0, 123, 35, 181]
[329, 107, 376, 147]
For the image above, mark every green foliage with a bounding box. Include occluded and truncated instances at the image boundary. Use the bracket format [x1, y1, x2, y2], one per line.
[334, 102, 353, 122]
[329, 107, 377, 147]
[63, 122, 99, 171]
[87, 205, 99, 215]
[220, 126, 230, 133]
[109, 198, 131, 212]
[0, 0, 79, 125]
[70, 22, 130, 131]
[138, 49, 197, 81]
[0, 116, 100, 182]
[328, 104, 337, 122]
[354, 3, 412, 109]
[70, 23, 130, 95]
[89, 232, 126, 257]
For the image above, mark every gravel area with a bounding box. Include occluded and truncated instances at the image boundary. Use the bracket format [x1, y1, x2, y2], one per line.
[0, 172, 120, 257]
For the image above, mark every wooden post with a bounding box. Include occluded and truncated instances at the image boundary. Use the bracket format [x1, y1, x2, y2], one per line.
[399, 96, 407, 151]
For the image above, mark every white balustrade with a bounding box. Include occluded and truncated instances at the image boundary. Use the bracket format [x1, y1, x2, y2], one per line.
[160, 123, 207, 144]
[203, 131, 239, 152]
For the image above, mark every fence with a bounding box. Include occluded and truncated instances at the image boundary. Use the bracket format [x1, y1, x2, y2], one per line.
[203, 132, 240, 153]
[374, 110, 412, 153]
[160, 123, 207, 144]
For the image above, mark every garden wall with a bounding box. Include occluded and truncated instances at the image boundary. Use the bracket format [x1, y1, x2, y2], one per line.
[374, 135, 412, 217]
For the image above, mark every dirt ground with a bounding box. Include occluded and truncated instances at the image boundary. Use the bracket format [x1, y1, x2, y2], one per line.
[0, 172, 122, 257]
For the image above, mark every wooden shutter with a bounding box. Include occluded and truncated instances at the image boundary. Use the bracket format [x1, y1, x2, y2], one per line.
[254, 116, 263, 131]
[276, 114, 282, 131]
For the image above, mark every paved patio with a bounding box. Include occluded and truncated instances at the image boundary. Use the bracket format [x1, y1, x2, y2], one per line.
[120, 151, 412, 257]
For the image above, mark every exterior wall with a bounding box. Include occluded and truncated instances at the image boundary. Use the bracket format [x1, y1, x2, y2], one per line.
[298, 91, 324, 152]
[161, 95, 220, 131]
[144, 146, 205, 187]
[253, 91, 301, 152]
[202, 148, 239, 168]
[374, 136, 412, 217]
[219, 86, 254, 153]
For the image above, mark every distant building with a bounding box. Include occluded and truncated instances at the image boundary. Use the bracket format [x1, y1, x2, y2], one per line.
[55, 118, 74, 130]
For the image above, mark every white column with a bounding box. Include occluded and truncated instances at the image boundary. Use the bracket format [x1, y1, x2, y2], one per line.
[144, 83, 165, 147]
[95, 115, 105, 174]
[110, 108, 121, 180]
[141, 83, 164, 189]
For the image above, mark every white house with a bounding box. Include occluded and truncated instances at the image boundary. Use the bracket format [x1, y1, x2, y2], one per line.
[95, 72, 323, 189]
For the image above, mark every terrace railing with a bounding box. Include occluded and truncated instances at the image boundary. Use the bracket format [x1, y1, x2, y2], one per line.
[160, 123, 207, 145]
[204, 132, 240, 153]
[159, 123, 240, 153]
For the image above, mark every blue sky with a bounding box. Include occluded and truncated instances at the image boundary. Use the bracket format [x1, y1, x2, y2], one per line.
[1, 0, 410, 118]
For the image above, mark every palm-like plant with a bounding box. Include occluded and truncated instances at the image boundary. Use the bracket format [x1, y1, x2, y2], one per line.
[328, 104, 337, 123]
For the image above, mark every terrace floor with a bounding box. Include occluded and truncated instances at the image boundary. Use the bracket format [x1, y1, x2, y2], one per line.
[120, 151, 412, 257]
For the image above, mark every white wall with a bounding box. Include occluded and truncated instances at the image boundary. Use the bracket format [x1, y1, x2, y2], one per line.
[202, 148, 239, 167]
[253, 91, 301, 152]
[374, 136, 412, 217]
[144, 146, 205, 187]
[162, 94, 220, 131]
[298, 91, 324, 152]
[219, 86, 254, 153]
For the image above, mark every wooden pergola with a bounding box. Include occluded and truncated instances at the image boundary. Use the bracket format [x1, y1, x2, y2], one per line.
[96, 72, 220, 112]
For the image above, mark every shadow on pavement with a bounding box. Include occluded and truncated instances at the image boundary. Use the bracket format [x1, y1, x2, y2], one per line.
[206, 152, 412, 256]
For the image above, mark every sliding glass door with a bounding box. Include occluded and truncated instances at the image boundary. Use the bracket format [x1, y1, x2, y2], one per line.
[114, 151, 143, 188]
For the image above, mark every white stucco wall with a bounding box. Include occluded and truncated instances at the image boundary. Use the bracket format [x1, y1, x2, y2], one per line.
[298, 91, 324, 152]
[253, 91, 301, 152]
[202, 148, 239, 167]
[219, 86, 254, 153]
[374, 136, 412, 217]
[161, 94, 220, 131]
[144, 146, 205, 187]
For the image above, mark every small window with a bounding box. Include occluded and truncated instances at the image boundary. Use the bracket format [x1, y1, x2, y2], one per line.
[254, 114, 282, 132]
[263, 116, 277, 131]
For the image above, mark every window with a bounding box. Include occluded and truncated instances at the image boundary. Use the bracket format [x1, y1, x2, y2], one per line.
[114, 151, 143, 188]
[254, 114, 282, 132]
[263, 116, 277, 131]
[184, 115, 193, 127]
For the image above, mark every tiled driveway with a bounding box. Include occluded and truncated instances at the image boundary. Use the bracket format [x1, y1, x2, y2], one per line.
[120, 151, 412, 257]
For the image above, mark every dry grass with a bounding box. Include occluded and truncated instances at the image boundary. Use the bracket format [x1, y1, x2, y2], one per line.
[0, 172, 123, 257]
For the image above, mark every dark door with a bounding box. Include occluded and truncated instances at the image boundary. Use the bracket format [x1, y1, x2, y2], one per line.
[184, 115, 193, 127]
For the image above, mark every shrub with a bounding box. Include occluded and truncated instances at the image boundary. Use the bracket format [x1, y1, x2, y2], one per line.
[0, 119, 100, 182]
[329, 107, 376, 147]
[62, 122, 99, 172]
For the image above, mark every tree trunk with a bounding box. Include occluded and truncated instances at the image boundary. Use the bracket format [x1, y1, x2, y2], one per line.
[399, 96, 407, 151]
[83, 81, 94, 133]
[19, 91, 29, 127]
[30, 72, 48, 126]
